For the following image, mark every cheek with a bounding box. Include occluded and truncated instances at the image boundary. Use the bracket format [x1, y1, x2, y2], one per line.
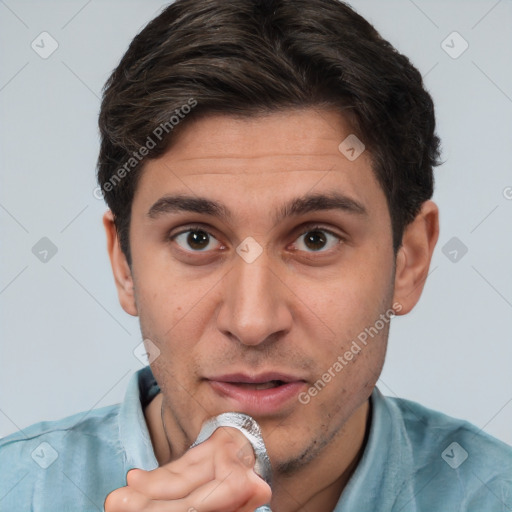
[133, 255, 214, 337]
[133, 275, 226, 395]
[295, 326, 387, 440]
[294, 255, 393, 400]
[305, 263, 393, 345]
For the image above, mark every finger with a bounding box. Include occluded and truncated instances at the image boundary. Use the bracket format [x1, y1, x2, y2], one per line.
[224, 470, 272, 512]
[108, 472, 271, 512]
[208, 427, 257, 471]
[185, 442, 269, 512]
[127, 427, 256, 500]
[240, 470, 272, 512]
[184, 466, 272, 512]
[126, 462, 213, 501]
[104, 485, 151, 512]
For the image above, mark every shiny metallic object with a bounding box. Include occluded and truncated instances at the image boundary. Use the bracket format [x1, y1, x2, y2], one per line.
[191, 412, 272, 512]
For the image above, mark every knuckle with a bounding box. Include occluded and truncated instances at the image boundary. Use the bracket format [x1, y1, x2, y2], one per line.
[228, 469, 259, 498]
[212, 426, 247, 450]
[236, 442, 255, 469]
[247, 472, 272, 503]
[257, 481, 273, 504]
[222, 471, 246, 497]
[184, 443, 209, 464]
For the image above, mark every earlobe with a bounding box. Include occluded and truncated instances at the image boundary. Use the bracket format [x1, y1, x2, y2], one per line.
[102, 210, 138, 317]
[392, 200, 439, 315]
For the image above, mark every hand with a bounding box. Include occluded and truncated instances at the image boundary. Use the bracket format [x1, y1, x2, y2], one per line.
[104, 426, 272, 511]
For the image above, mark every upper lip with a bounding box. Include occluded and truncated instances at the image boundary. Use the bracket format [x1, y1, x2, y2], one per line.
[206, 372, 305, 384]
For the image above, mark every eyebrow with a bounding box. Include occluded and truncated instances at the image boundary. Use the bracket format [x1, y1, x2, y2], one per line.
[146, 191, 367, 223]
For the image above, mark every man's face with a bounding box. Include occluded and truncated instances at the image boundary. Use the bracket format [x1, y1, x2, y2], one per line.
[128, 109, 397, 472]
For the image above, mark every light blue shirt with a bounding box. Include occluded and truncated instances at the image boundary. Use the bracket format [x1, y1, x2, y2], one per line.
[1, 366, 511, 511]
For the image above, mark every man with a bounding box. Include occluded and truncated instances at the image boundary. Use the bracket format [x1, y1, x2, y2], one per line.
[1, 0, 511, 510]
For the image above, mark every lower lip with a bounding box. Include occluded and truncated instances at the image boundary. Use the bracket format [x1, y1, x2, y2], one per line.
[207, 380, 305, 415]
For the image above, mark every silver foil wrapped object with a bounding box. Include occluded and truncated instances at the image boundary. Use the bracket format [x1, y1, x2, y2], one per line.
[191, 412, 272, 512]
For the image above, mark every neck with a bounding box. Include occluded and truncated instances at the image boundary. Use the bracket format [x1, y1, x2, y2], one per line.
[145, 395, 370, 512]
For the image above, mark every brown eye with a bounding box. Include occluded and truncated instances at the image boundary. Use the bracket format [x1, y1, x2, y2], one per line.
[303, 230, 327, 251]
[293, 228, 341, 253]
[174, 229, 220, 252]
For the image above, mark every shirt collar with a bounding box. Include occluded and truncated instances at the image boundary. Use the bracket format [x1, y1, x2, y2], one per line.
[334, 386, 409, 510]
[118, 366, 160, 472]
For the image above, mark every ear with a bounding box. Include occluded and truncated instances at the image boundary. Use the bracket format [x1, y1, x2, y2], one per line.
[102, 210, 138, 316]
[392, 200, 439, 315]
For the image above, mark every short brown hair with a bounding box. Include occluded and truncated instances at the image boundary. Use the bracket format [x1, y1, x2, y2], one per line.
[97, 0, 441, 265]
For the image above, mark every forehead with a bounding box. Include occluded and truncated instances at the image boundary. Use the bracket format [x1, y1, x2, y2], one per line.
[132, 108, 385, 223]
[163, 108, 359, 168]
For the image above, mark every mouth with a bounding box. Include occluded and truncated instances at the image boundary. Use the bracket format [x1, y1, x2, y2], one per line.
[230, 380, 286, 390]
[205, 372, 306, 415]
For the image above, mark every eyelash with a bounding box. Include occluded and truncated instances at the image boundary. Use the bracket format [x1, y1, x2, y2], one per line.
[169, 223, 344, 254]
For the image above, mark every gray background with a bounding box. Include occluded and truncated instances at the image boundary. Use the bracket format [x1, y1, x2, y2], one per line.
[1, 0, 511, 446]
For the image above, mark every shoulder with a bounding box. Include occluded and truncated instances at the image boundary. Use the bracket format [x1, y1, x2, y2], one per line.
[389, 394, 512, 463]
[0, 404, 126, 511]
[0, 403, 121, 461]
[2, 402, 120, 442]
[384, 393, 512, 510]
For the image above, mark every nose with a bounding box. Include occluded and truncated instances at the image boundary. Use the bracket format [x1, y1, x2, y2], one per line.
[216, 249, 292, 347]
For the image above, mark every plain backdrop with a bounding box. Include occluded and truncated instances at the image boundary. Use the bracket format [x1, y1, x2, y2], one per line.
[1, 0, 511, 446]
